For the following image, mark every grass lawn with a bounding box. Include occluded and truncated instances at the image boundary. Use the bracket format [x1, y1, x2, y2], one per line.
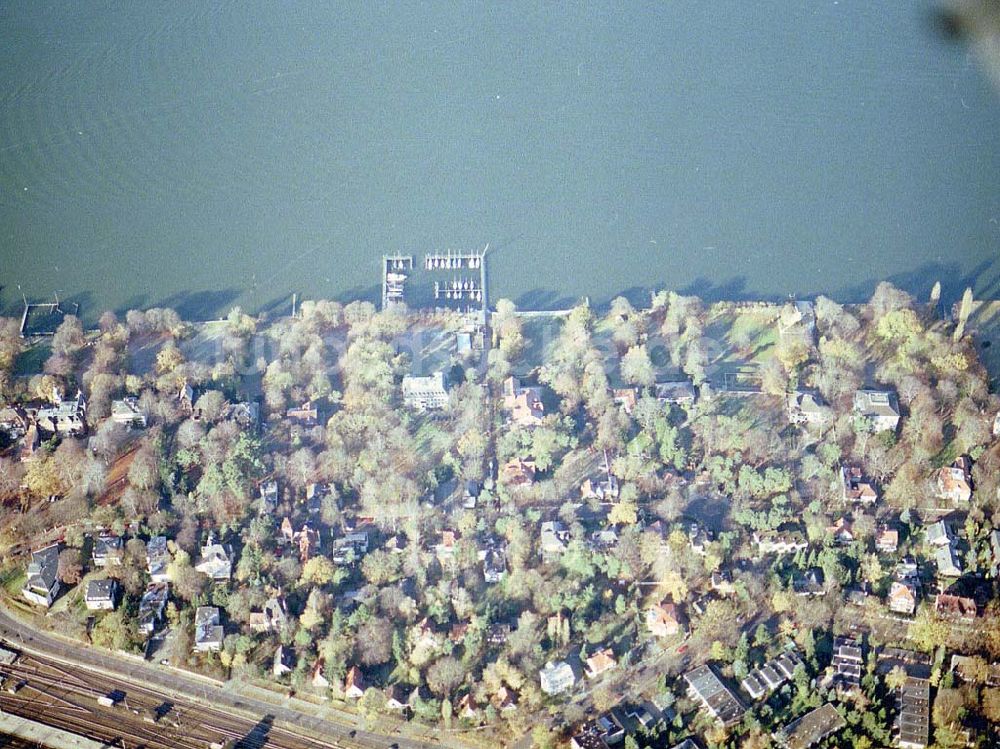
[0, 566, 26, 598]
[13, 344, 50, 377]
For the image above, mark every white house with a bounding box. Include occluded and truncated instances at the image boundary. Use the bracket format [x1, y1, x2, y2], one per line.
[85, 579, 118, 611]
[194, 606, 224, 652]
[539, 660, 576, 695]
[401, 371, 450, 410]
[22, 544, 60, 607]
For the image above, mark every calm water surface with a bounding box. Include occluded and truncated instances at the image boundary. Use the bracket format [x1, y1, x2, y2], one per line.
[1, 1, 998, 319]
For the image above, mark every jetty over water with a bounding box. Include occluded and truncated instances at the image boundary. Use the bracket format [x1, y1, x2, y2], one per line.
[381, 245, 489, 321]
[19, 295, 79, 337]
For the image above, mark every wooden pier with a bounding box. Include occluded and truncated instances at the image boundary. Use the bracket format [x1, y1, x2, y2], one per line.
[380, 245, 489, 319]
[424, 250, 483, 270]
[19, 295, 79, 338]
[381, 254, 414, 309]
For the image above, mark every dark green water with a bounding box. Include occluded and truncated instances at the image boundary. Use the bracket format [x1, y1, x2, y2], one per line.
[1, 1, 998, 320]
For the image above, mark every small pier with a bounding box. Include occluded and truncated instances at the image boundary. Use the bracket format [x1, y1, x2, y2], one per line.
[380, 245, 489, 317]
[381, 254, 414, 309]
[19, 294, 79, 337]
[434, 278, 484, 302]
[424, 250, 483, 270]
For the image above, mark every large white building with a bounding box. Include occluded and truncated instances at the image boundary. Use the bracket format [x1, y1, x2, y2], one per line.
[401, 371, 450, 410]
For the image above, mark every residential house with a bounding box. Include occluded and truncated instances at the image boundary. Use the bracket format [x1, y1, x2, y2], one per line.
[876, 526, 899, 553]
[84, 579, 118, 611]
[688, 523, 712, 556]
[826, 517, 854, 545]
[654, 380, 696, 405]
[540, 521, 571, 561]
[0, 406, 28, 441]
[479, 545, 507, 583]
[991, 529, 1000, 576]
[895, 557, 920, 582]
[934, 593, 976, 622]
[259, 480, 279, 514]
[580, 474, 620, 501]
[286, 400, 318, 424]
[19, 423, 39, 461]
[951, 655, 1000, 687]
[646, 601, 681, 638]
[273, 645, 295, 677]
[502, 456, 536, 487]
[935, 545, 963, 577]
[462, 480, 481, 509]
[295, 524, 321, 562]
[584, 648, 617, 679]
[786, 391, 832, 425]
[569, 727, 608, 749]
[177, 382, 195, 414]
[539, 660, 576, 695]
[925, 520, 952, 547]
[501, 377, 545, 427]
[936, 457, 972, 503]
[224, 401, 260, 429]
[792, 568, 826, 596]
[145, 536, 171, 584]
[592, 713, 626, 746]
[194, 534, 233, 582]
[310, 658, 330, 689]
[589, 528, 618, 551]
[741, 648, 804, 700]
[853, 389, 900, 432]
[281, 519, 321, 562]
[840, 466, 878, 504]
[110, 397, 146, 427]
[330, 531, 369, 565]
[92, 534, 123, 567]
[249, 595, 287, 634]
[895, 676, 930, 749]
[305, 482, 330, 515]
[22, 544, 60, 607]
[36, 390, 86, 435]
[611, 387, 638, 415]
[494, 686, 517, 712]
[194, 606, 224, 652]
[753, 530, 808, 555]
[457, 693, 479, 721]
[385, 684, 411, 712]
[845, 586, 870, 607]
[888, 581, 918, 615]
[401, 371, 450, 410]
[667, 742, 702, 749]
[776, 703, 846, 749]
[711, 570, 736, 596]
[683, 665, 745, 726]
[434, 530, 458, 565]
[831, 637, 863, 689]
[138, 583, 169, 636]
[410, 618, 442, 653]
[344, 666, 365, 699]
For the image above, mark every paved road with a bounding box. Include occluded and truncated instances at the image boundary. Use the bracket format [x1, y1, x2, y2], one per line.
[0, 605, 464, 749]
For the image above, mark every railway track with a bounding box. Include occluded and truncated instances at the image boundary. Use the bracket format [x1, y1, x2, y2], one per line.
[0, 653, 367, 749]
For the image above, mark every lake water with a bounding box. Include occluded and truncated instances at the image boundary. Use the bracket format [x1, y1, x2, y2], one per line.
[1, 1, 999, 321]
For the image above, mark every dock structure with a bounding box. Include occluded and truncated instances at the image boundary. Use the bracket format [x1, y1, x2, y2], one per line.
[424, 249, 483, 270]
[381, 245, 489, 319]
[19, 295, 79, 338]
[381, 254, 414, 310]
[433, 277, 483, 302]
